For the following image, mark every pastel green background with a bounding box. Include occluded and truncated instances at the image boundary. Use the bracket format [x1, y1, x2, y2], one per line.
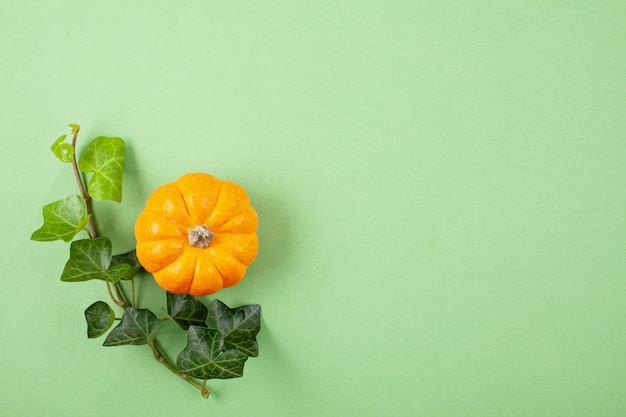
[1, 1, 625, 416]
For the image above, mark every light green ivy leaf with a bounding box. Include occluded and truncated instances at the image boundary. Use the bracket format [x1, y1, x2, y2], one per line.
[68, 123, 80, 134]
[30, 195, 91, 242]
[50, 135, 74, 163]
[60, 237, 130, 283]
[78, 136, 125, 202]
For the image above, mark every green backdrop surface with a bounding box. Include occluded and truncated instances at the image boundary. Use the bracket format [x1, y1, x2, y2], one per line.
[1, 1, 625, 416]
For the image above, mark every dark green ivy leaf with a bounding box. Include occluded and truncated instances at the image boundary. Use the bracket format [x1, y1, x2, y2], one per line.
[78, 136, 125, 202]
[110, 249, 142, 280]
[207, 299, 261, 357]
[50, 134, 74, 163]
[30, 195, 91, 242]
[103, 307, 161, 346]
[60, 237, 130, 283]
[84, 301, 115, 338]
[176, 326, 248, 380]
[166, 292, 209, 330]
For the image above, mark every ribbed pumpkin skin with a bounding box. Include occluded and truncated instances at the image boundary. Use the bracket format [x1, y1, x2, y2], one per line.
[134, 173, 258, 296]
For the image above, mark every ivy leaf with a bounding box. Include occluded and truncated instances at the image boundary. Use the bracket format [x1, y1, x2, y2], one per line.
[166, 292, 209, 330]
[50, 135, 74, 163]
[60, 237, 130, 283]
[78, 136, 125, 202]
[30, 195, 91, 242]
[84, 301, 115, 338]
[207, 299, 261, 357]
[177, 326, 248, 380]
[110, 249, 142, 280]
[103, 308, 161, 346]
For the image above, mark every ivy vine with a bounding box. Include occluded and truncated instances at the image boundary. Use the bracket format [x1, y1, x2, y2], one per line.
[31, 124, 261, 399]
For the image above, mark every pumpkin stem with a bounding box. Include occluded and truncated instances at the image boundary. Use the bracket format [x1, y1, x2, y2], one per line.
[188, 225, 214, 248]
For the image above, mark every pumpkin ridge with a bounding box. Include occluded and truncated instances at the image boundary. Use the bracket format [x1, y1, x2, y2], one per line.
[212, 232, 258, 265]
[205, 180, 225, 226]
[139, 239, 186, 274]
[212, 211, 257, 234]
[210, 180, 224, 223]
[210, 247, 246, 285]
[208, 181, 248, 228]
[178, 173, 223, 227]
[212, 261, 226, 289]
[183, 253, 197, 294]
[145, 209, 189, 232]
[172, 183, 192, 221]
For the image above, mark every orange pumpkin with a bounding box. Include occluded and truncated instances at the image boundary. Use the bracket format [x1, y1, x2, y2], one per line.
[134, 173, 258, 296]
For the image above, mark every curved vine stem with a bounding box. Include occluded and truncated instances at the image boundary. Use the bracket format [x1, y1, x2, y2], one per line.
[201, 379, 210, 399]
[106, 282, 118, 304]
[113, 283, 127, 308]
[106, 282, 127, 308]
[70, 126, 99, 238]
[58, 126, 216, 399]
[66, 125, 213, 400]
[70, 125, 128, 309]
[130, 277, 136, 308]
[150, 339, 210, 399]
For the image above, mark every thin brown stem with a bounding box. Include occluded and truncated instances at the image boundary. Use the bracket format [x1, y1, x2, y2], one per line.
[130, 277, 136, 308]
[106, 282, 128, 317]
[106, 282, 119, 304]
[113, 283, 128, 309]
[106, 282, 127, 308]
[150, 340, 210, 398]
[69, 126, 99, 238]
[201, 379, 210, 399]
[70, 127, 129, 309]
